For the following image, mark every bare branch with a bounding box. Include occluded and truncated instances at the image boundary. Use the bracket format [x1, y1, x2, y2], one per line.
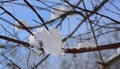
[0, 35, 30, 47]
[0, 6, 34, 35]
[2, 54, 21, 69]
[24, 0, 49, 30]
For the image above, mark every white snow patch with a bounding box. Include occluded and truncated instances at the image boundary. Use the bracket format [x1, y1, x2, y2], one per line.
[103, 56, 109, 63]
[104, 48, 120, 62]
[108, 53, 118, 61]
[29, 35, 40, 49]
[51, 5, 73, 20]
[117, 47, 120, 55]
[77, 42, 96, 49]
[108, 48, 120, 61]
[29, 27, 64, 55]
[14, 20, 30, 31]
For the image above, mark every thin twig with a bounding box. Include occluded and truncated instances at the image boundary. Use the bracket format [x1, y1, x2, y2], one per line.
[32, 54, 50, 69]
[0, 6, 34, 35]
[24, 0, 49, 30]
[2, 54, 21, 69]
[0, 35, 30, 47]
[82, 0, 104, 64]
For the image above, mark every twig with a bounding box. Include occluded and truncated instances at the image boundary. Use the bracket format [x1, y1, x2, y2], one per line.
[82, 0, 104, 64]
[64, 0, 120, 24]
[32, 54, 50, 69]
[0, 35, 30, 47]
[24, 0, 49, 30]
[0, 6, 34, 35]
[2, 54, 21, 69]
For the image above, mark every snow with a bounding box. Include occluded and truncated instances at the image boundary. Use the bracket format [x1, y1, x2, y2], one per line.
[29, 35, 40, 49]
[51, 5, 73, 20]
[14, 20, 30, 31]
[108, 53, 118, 61]
[117, 47, 120, 55]
[108, 48, 120, 61]
[77, 42, 96, 49]
[29, 27, 64, 55]
[104, 48, 120, 62]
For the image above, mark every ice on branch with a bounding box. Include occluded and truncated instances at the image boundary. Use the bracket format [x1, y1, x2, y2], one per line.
[29, 27, 64, 55]
[77, 42, 96, 49]
[51, 5, 73, 20]
[14, 20, 30, 31]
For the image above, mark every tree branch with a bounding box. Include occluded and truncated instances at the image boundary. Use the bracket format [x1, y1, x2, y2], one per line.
[24, 0, 49, 30]
[64, 42, 120, 53]
[0, 35, 30, 47]
[0, 35, 120, 54]
[0, 6, 34, 35]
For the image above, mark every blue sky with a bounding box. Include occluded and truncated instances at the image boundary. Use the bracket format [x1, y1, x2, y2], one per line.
[0, 0, 120, 69]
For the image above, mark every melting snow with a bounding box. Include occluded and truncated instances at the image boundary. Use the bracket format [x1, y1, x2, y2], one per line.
[108, 53, 118, 61]
[104, 48, 120, 62]
[117, 47, 120, 55]
[108, 48, 120, 61]
[29, 27, 64, 55]
[77, 42, 96, 49]
[51, 5, 73, 20]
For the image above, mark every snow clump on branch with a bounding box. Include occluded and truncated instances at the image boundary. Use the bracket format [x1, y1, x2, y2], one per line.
[51, 5, 74, 20]
[77, 42, 97, 49]
[29, 27, 64, 55]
